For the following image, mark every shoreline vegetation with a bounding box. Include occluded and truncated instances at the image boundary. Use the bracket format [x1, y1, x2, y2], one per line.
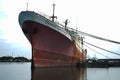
[0, 56, 31, 62]
[1, 56, 120, 67]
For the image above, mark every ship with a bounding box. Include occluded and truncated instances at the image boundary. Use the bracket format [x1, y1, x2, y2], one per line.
[18, 4, 86, 68]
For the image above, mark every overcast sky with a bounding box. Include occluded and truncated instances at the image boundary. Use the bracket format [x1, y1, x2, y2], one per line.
[0, 0, 120, 59]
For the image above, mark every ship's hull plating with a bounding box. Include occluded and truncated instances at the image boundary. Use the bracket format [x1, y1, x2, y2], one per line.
[19, 11, 85, 67]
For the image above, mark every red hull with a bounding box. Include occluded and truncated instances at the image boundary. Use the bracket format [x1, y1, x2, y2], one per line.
[22, 21, 85, 67]
[19, 11, 86, 67]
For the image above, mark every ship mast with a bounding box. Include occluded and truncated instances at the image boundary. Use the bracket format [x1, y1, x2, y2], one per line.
[26, 2, 28, 11]
[51, 3, 57, 22]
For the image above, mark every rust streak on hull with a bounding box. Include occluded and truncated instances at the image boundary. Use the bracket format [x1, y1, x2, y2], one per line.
[19, 11, 86, 68]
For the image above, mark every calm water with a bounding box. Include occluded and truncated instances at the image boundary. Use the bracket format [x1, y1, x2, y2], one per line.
[0, 62, 120, 80]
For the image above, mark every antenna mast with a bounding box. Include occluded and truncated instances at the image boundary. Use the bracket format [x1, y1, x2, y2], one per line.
[26, 2, 28, 11]
[51, 3, 57, 22]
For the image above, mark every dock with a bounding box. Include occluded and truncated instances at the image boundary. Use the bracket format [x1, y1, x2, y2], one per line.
[85, 59, 120, 67]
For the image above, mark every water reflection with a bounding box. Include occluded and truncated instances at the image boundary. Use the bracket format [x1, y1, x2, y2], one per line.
[31, 67, 86, 80]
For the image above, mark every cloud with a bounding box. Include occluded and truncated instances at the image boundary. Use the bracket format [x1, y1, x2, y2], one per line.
[0, 0, 120, 59]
